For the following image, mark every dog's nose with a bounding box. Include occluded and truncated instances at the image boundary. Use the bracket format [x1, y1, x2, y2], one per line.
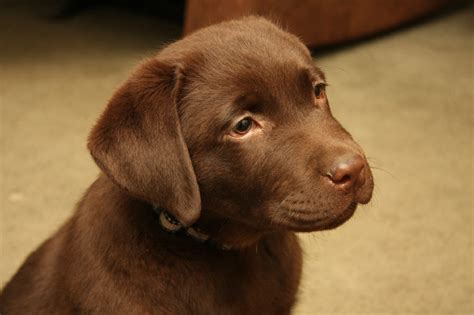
[326, 155, 365, 191]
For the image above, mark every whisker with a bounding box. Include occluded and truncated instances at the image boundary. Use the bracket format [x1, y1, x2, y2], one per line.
[369, 166, 397, 179]
[366, 156, 380, 163]
[365, 157, 397, 180]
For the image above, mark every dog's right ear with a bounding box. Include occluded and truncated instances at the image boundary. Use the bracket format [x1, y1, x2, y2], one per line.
[87, 58, 201, 227]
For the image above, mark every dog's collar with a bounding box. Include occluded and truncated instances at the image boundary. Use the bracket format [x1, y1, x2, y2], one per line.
[153, 207, 231, 250]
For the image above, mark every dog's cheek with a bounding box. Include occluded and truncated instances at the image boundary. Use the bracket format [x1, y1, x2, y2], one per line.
[190, 136, 298, 220]
[190, 151, 246, 215]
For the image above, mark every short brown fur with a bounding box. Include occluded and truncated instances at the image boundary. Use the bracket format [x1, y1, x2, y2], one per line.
[0, 16, 373, 314]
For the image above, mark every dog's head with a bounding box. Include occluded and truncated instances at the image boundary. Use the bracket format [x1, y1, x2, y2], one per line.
[88, 17, 373, 238]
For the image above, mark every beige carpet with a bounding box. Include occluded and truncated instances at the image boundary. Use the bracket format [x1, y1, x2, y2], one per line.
[1, 5, 472, 314]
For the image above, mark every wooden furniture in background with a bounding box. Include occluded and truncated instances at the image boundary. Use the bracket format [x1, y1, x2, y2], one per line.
[184, 0, 457, 47]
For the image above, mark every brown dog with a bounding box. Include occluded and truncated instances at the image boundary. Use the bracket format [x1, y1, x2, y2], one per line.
[0, 16, 373, 314]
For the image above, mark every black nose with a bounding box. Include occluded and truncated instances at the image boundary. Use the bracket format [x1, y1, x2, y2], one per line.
[326, 155, 365, 191]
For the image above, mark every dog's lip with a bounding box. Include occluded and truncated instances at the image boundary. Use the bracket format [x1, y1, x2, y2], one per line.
[316, 202, 358, 231]
[279, 202, 358, 232]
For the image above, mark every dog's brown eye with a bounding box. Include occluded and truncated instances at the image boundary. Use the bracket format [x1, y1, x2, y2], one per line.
[314, 83, 326, 99]
[233, 117, 253, 134]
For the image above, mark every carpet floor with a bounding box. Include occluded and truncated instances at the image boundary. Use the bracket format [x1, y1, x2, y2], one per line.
[1, 4, 472, 314]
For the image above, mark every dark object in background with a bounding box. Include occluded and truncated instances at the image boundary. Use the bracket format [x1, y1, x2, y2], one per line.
[52, 0, 185, 22]
[51, 0, 466, 48]
[184, 0, 462, 47]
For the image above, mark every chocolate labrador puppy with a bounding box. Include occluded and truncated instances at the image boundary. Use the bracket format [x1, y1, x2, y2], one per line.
[0, 16, 373, 314]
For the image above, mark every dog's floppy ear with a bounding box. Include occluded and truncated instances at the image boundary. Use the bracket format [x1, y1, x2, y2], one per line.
[88, 58, 200, 226]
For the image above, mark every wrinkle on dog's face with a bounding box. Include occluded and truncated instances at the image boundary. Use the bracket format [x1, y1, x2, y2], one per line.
[174, 17, 373, 232]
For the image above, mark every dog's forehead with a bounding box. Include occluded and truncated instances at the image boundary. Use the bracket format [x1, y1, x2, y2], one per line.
[192, 29, 315, 88]
[204, 21, 311, 72]
[163, 16, 313, 70]
[174, 18, 326, 125]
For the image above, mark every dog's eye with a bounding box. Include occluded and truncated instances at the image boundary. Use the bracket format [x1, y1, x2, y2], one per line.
[314, 83, 326, 99]
[233, 117, 253, 135]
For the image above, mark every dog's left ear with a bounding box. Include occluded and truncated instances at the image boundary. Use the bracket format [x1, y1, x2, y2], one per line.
[87, 58, 201, 226]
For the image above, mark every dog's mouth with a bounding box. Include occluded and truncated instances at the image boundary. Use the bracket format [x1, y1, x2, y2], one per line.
[276, 202, 359, 232]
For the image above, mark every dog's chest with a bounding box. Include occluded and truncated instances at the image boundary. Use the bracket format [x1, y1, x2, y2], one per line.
[164, 234, 303, 314]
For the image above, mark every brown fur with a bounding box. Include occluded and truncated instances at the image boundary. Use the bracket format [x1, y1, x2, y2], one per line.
[0, 16, 373, 314]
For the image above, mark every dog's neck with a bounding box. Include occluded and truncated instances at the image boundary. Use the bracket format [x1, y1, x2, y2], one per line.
[196, 209, 268, 249]
[94, 174, 269, 251]
[153, 207, 231, 250]
[155, 207, 267, 250]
